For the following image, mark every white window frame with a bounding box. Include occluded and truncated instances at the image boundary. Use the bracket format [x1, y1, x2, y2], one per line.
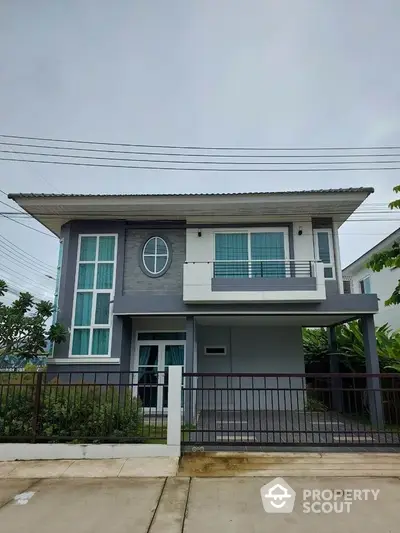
[142, 236, 169, 275]
[213, 227, 290, 277]
[69, 234, 118, 358]
[132, 331, 186, 412]
[313, 229, 336, 280]
[359, 275, 372, 294]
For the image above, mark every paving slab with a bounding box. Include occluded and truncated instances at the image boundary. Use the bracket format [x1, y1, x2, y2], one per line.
[6, 460, 73, 479]
[184, 477, 400, 533]
[150, 477, 190, 533]
[0, 479, 36, 508]
[61, 459, 126, 477]
[119, 457, 179, 477]
[0, 462, 17, 478]
[0, 478, 164, 533]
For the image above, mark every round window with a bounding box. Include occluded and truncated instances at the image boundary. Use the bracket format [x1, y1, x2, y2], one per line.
[142, 237, 170, 276]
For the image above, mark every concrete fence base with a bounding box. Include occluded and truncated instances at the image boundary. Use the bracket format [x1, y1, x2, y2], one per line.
[0, 443, 180, 461]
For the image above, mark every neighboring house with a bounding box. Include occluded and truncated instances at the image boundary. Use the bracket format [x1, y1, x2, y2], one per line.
[9, 188, 381, 421]
[342, 228, 400, 331]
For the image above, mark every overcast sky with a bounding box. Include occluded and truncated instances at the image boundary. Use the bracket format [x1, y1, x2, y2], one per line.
[0, 0, 399, 302]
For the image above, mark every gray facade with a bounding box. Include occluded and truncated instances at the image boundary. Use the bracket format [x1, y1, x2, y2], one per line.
[123, 227, 186, 297]
[53, 218, 378, 372]
[195, 325, 305, 410]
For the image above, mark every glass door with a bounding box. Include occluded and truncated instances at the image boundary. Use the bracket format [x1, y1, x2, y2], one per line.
[136, 341, 185, 411]
[138, 345, 159, 408]
[163, 344, 185, 407]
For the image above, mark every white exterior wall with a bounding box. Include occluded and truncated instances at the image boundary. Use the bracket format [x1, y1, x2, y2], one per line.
[350, 266, 400, 330]
[186, 220, 315, 263]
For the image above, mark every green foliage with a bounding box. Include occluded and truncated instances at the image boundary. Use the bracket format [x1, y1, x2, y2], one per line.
[303, 322, 400, 372]
[0, 280, 67, 358]
[367, 185, 400, 306]
[305, 397, 328, 412]
[0, 372, 143, 442]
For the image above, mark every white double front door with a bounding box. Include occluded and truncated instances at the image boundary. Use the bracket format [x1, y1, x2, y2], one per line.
[134, 340, 185, 410]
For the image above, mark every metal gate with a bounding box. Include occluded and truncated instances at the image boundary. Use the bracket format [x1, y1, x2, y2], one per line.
[181, 372, 400, 448]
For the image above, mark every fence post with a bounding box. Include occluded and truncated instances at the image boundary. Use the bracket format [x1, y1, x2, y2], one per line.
[167, 366, 182, 447]
[32, 370, 43, 443]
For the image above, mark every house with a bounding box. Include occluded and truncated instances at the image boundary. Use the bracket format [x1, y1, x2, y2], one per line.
[342, 228, 400, 330]
[9, 188, 383, 428]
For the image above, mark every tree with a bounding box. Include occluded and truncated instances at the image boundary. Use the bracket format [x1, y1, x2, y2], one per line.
[0, 279, 67, 357]
[367, 185, 400, 306]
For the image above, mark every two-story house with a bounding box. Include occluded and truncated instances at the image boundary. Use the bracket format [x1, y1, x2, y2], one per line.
[342, 228, 400, 330]
[9, 188, 383, 426]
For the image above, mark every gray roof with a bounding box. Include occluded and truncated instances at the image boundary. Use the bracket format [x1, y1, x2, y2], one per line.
[8, 187, 374, 200]
[343, 227, 400, 273]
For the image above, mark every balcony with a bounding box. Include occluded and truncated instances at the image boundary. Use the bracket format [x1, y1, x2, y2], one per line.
[183, 259, 326, 303]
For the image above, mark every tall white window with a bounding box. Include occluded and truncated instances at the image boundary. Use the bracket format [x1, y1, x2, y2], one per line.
[70, 234, 117, 357]
[313, 229, 335, 279]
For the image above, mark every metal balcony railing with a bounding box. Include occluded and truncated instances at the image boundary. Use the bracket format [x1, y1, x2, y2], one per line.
[208, 259, 318, 279]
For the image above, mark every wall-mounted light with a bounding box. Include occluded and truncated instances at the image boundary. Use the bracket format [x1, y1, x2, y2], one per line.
[198, 230, 202, 237]
[298, 226, 303, 236]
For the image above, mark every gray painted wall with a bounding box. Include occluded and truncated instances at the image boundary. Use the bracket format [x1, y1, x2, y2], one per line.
[123, 228, 186, 297]
[195, 325, 305, 411]
[46, 364, 121, 383]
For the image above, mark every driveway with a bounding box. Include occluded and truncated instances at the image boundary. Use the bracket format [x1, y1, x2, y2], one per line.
[184, 410, 399, 446]
[1, 476, 399, 533]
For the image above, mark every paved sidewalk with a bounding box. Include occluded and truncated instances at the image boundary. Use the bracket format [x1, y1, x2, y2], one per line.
[0, 476, 399, 533]
[0, 458, 179, 478]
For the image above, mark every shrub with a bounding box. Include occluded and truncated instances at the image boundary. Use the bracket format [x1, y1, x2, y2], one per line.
[0, 372, 143, 442]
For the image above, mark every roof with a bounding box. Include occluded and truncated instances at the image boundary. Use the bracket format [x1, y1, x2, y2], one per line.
[343, 227, 400, 274]
[8, 187, 374, 236]
[8, 187, 374, 200]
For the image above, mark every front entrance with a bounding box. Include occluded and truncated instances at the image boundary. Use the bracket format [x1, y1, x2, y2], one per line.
[135, 340, 185, 410]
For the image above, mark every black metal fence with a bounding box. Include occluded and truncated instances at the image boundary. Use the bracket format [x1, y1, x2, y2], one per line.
[0, 371, 168, 443]
[182, 373, 400, 447]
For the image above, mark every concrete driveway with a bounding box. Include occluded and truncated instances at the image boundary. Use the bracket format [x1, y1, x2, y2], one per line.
[1, 476, 399, 532]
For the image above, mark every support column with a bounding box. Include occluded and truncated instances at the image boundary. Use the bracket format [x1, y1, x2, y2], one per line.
[361, 314, 384, 428]
[328, 326, 343, 412]
[184, 316, 195, 425]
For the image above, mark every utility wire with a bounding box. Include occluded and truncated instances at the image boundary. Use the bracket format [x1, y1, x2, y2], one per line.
[4, 149, 400, 166]
[0, 235, 57, 270]
[0, 261, 55, 292]
[2, 134, 400, 151]
[0, 213, 57, 238]
[0, 247, 56, 278]
[2, 141, 400, 159]
[2, 156, 400, 171]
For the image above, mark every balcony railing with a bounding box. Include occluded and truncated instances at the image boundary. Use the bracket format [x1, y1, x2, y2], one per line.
[183, 260, 326, 302]
[212, 259, 316, 279]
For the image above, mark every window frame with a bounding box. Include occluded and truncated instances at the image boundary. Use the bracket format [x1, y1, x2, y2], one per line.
[313, 229, 336, 280]
[141, 236, 171, 277]
[213, 227, 290, 278]
[69, 234, 118, 358]
[359, 275, 372, 294]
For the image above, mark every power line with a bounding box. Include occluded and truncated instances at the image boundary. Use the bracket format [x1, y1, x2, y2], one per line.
[2, 141, 400, 159]
[4, 149, 400, 166]
[0, 213, 57, 238]
[2, 156, 400, 172]
[0, 235, 57, 270]
[0, 247, 56, 278]
[0, 278, 48, 302]
[2, 134, 400, 151]
[0, 261, 55, 292]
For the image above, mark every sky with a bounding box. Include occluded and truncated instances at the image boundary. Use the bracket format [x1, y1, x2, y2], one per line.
[0, 0, 399, 302]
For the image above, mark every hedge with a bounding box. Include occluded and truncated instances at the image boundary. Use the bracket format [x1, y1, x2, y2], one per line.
[0, 372, 143, 443]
